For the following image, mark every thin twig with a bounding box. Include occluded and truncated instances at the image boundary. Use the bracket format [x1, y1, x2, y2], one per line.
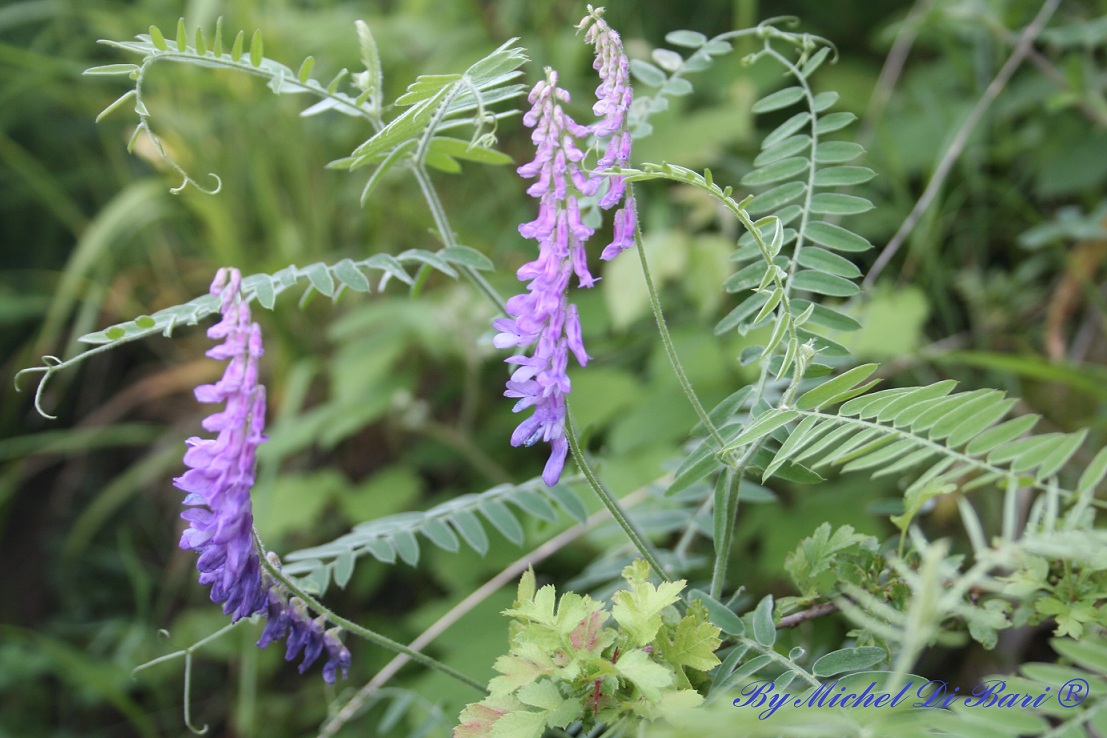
[316, 487, 651, 738]
[777, 601, 839, 629]
[864, 0, 1064, 289]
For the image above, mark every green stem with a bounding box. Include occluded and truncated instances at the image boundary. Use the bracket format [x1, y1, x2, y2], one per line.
[255, 534, 487, 694]
[563, 407, 670, 581]
[412, 166, 507, 314]
[632, 184, 724, 450]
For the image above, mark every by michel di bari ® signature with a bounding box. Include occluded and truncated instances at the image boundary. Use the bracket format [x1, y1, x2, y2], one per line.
[732, 677, 1091, 720]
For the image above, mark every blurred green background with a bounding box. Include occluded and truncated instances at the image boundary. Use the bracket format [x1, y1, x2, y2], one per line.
[2, 0, 1106, 735]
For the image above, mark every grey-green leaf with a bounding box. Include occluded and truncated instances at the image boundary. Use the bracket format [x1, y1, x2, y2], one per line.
[796, 363, 880, 411]
[792, 270, 860, 297]
[815, 141, 865, 164]
[753, 87, 805, 113]
[813, 166, 876, 187]
[742, 157, 809, 186]
[809, 193, 873, 215]
[805, 221, 873, 252]
[752, 595, 776, 646]
[812, 647, 887, 677]
[797, 248, 861, 278]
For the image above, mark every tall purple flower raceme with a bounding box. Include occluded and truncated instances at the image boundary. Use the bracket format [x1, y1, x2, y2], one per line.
[257, 570, 351, 684]
[494, 10, 637, 487]
[175, 267, 268, 622]
[494, 69, 595, 487]
[581, 7, 638, 261]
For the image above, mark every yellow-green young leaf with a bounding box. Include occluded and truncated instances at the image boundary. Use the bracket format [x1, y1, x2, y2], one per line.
[194, 26, 207, 55]
[1077, 446, 1107, 494]
[516, 568, 536, 606]
[249, 29, 263, 67]
[658, 613, 722, 671]
[297, 56, 315, 83]
[212, 17, 223, 56]
[149, 24, 167, 51]
[175, 18, 186, 52]
[613, 649, 673, 702]
[230, 30, 245, 61]
[795, 363, 880, 411]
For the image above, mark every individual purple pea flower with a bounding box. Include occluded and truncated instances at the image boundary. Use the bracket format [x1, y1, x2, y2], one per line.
[580, 5, 638, 261]
[175, 267, 268, 622]
[257, 583, 351, 684]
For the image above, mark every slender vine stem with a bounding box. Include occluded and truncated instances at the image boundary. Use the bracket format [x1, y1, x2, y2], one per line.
[255, 532, 487, 694]
[563, 406, 670, 581]
[632, 184, 724, 449]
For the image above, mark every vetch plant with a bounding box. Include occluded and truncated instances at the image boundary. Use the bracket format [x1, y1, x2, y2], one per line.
[15, 3, 1107, 737]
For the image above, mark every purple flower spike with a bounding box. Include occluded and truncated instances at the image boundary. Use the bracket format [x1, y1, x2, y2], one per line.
[175, 268, 268, 622]
[497, 68, 599, 487]
[580, 6, 638, 261]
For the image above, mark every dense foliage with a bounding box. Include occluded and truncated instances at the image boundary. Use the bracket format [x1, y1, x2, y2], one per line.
[4, 1, 1107, 736]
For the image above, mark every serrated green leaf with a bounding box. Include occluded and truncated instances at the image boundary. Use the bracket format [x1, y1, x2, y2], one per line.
[809, 193, 873, 215]
[751, 595, 776, 646]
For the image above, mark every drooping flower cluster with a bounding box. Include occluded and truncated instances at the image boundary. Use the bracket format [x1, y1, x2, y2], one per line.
[257, 568, 351, 684]
[494, 8, 636, 487]
[176, 268, 268, 622]
[581, 6, 638, 261]
[176, 269, 349, 683]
